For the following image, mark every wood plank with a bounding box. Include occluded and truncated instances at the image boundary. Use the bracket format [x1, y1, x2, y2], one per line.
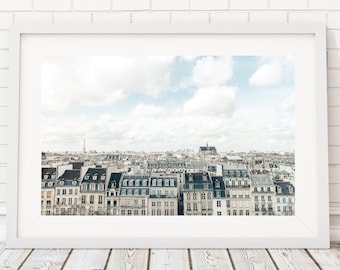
[229, 249, 276, 270]
[62, 249, 110, 270]
[328, 87, 340, 107]
[329, 146, 340, 165]
[190, 249, 233, 270]
[328, 69, 340, 88]
[0, 248, 32, 270]
[20, 249, 70, 270]
[149, 249, 190, 270]
[307, 248, 340, 270]
[329, 183, 340, 203]
[268, 249, 319, 270]
[106, 249, 149, 270]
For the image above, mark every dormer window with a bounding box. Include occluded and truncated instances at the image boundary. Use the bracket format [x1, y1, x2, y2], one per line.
[90, 183, 96, 191]
[170, 180, 175, 186]
[72, 181, 77, 185]
[128, 180, 133, 187]
[189, 175, 193, 182]
[41, 182, 45, 188]
[81, 183, 87, 190]
[157, 180, 162, 187]
[60, 181, 64, 186]
[101, 175, 105, 180]
[277, 186, 282, 194]
[216, 181, 220, 188]
[288, 186, 293, 194]
[142, 180, 147, 187]
[98, 184, 104, 191]
[44, 174, 48, 180]
[85, 175, 89, 180]
[51, 175, 56, 179]
[203, 175, 207, 181]
[123, 180, 128, 186]
[152, 180, 156, 186]
[48, 182, 53, 187]
[93, 175, 97, 180]
[135, 180, 140, 187]
[165, 180, 169, 186]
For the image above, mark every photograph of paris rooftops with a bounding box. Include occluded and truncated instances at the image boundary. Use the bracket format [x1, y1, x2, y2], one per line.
[41, 55, 295, 216]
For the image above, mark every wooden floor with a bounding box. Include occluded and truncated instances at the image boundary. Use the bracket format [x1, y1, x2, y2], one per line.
[0, 243, 340, 270]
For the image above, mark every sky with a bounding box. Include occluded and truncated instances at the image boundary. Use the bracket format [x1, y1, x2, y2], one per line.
[41, 55, 295, 153]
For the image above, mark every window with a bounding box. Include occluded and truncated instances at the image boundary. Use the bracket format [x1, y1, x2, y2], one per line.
[121, 210, 125, 216]
[81, 195, 86, 204]
[85, 175, 89, 180]
[157, 209, 161, 216]
[47, 191, 52, 198]
[170, 209, 175, 215]
[216, 200, 221, 207]
[232, 180, 235, 187]
[267, 187, 271, 192]
[170, 180, 175, 186]
[48, 182, 53, 187]
[127, 210, 132, 216]
[268, 196, 272, 201]
[57, 189, 60, 195]
[186, 193, 190, 200]
[74, 198, 77, 205]
[62, 189, 66, 195]
[165, 209, 169, 216]
[81, 183, 87, 190]
[233, 210, 237, 215]
[90, 195, 94, 204]
[151, 210, 155, 216]
[134, 210, 138, 216]
[193, 193, 197, 200]
[255, 196, 259, 201]
[90, 183, 96, 191]
[75, 189, 78, 195]
[152, 202, 156, 206]
[170, 190, 175, 197]
[98, 195, 103, 204]
[46, 200, 51, 208]
[288, 198, 292, 203]
[187, 203, 191, 211]
[101, 175, 105, 180]
[233, 201, 237, 207]
[69, 189, 73, 195]
[239, 210, 243, 215]
[217, 211, 222, 216]
[246, 210, 249, 216]
[277, 198, 280, 203]
[157, 190, 162, 197]
[157, 180, 162, 186]
[207, 193, 211, 200]
[129, 180, 133, 187]
[141, 210, 146, 216]
[239, 201, 243, 207]
[157, 202, 161, 207]
[123, 180, 128, 186]
[98, 184, 104, 191]
[254, 187, 258, 192]
[170, 201, 174, 207]
[201, 193, 205, 200]
[208, 202, 212, 210]
[134, 199, 138, 206]
[93, 175, 97, 180]
[68, 198, 72, 205]
[135, 180, 140, 186]
[41, 182, 45, 188]
[283, 198, 286, 203]
[277, 206, 281, 212]
[60, 181, 64, 186]
[62, 198, 66, 205]
[238, 180, 242, 186]
[193, 203, 198, 211]
[143, 180, 147, 187]
[72, 181, 77, 186]
[164, 202, 169, 207]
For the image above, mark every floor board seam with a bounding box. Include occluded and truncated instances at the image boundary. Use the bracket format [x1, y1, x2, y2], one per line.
[305, 249, 323, 270]
[227, 249, 236, 270]
[60, 249, 73, 270]
[17, 249, 34, 270]
[266, 249, 279, 270]
[103, 249, 112, 270]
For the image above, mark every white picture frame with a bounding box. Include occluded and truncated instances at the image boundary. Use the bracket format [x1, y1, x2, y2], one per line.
[7, 23, 329, 248]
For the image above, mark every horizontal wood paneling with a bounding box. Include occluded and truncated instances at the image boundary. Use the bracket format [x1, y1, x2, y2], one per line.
[330, 184, 340, 203]
[328, 88, 340, 106]
[0, 166, 7, 184]
[0, 126, 7, 145]
[0, 107, 7, 125]
[0, 183, 6, 203]
[327, 30, 340, 49]
[328, 69, 340, 87]
[328, 50, 340, 68]
[329, 165, 340, 183]
[0, 50, 9, 69]
[0, 145, 7, 164]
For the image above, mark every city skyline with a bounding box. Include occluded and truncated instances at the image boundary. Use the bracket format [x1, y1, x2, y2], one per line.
[41, 55, 295, 152]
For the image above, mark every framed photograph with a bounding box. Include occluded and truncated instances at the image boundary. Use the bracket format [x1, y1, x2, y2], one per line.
[7, 23, 329, 248]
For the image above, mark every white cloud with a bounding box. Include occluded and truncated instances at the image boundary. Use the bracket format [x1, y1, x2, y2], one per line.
[182, 56, 233, 88]
[183, 86, 237, 117]
[249, 56, 294, 87]
[281, 92, 295, 111]
[42, 56, 175, 113]
[130, 103, 166, 118]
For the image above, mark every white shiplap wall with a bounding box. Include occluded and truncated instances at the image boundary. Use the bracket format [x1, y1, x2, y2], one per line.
[0, 0, 340, 241]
